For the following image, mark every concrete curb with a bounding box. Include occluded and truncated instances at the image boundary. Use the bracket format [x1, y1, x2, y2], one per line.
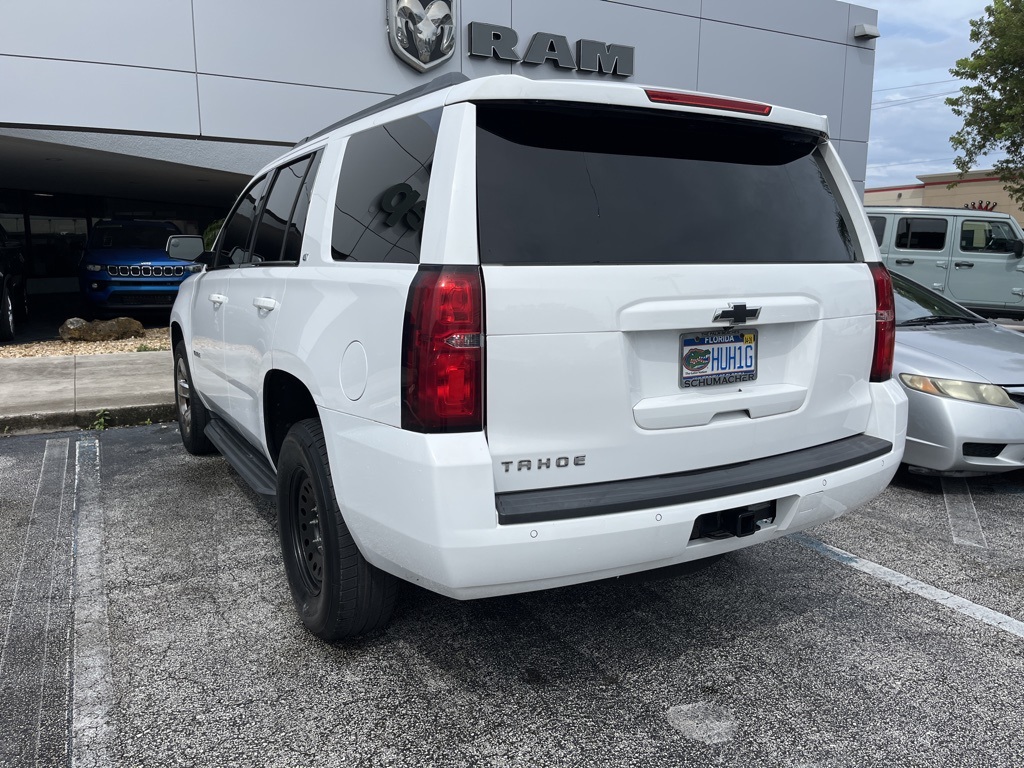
[0, 404, 177, 435]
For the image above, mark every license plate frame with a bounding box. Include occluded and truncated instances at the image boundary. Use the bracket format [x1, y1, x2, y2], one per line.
[679, 329, 758, 389]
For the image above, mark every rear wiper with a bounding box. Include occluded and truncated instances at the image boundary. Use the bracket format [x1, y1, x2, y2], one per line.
[897, 315, 985, 327]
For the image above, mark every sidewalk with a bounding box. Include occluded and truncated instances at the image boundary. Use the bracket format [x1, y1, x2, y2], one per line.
[0, 351, 176, 434]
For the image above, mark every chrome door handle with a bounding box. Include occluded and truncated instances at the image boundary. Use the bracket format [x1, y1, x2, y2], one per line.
[954, 261, 975, 269]
[209, 293, 228, 306]
[253, 297, 279, 311]
[936, 263, 948, 269]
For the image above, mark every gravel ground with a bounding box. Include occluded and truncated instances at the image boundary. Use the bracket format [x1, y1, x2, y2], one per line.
[0, 327, 171, 359]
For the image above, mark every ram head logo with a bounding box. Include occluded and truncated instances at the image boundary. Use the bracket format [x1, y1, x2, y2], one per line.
[387, 0, 456, 72]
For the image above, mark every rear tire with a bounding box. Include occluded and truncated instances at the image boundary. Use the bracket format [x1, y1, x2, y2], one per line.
[277, 418, 397, 640]
[0, 289, 14, 341]
[173, 341, 215, 454]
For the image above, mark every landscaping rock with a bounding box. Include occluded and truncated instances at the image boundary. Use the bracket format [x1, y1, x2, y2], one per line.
[59, 317, 147, 343]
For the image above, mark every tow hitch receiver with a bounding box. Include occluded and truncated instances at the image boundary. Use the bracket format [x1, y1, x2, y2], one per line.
[690, 501, 776, 540]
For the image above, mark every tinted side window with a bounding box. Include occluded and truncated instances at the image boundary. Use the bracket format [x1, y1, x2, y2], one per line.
[283, 152, 322, 263]
[216, 176, 268, 268]
[894, 217, 947, 251]
[868, 216, 886, 247]
[331, 108, 441, 263]
[251, 152, 321, 265]
[960, 219, 1018, 252]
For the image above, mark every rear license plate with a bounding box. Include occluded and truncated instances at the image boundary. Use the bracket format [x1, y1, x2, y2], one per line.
[680, 330, 757, 388]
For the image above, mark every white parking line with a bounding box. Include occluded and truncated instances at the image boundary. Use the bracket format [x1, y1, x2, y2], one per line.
[0, 437, 72, 768]
[72, 437, 114, 768]
[941, 477, 988, 549]
[792, 533, 1024, 640]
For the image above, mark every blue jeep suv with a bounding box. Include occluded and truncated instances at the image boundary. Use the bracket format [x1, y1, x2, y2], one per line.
[79, 220, 188, 313]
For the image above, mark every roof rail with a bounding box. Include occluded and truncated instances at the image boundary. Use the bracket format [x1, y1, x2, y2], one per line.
[293, 72, 471, 148]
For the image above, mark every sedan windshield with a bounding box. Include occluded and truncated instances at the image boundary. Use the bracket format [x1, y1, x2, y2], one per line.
[892, 273, 987, 326]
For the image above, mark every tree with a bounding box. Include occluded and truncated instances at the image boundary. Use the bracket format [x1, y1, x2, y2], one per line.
[947, 0, 1024, 203]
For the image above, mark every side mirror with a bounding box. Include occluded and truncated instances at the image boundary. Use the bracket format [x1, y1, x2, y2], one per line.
[166, 235, 213, 266]
[1012, 240, 1024, 258]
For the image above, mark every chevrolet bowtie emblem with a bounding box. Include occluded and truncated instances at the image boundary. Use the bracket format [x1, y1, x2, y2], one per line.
[714, 303, 761, 324]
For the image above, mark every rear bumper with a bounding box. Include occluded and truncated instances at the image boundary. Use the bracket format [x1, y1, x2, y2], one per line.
[496, 434, 893, 525]
[320, 380, 906, 599]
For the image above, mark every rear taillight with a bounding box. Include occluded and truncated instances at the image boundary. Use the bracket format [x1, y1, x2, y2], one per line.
[869, 262, 895, 382]
[401, 266, 484, 432]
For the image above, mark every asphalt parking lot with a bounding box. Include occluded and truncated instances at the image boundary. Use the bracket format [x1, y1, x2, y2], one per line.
[2, 425, 1024, 767]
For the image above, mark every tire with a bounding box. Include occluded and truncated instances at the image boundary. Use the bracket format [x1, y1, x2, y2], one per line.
[173, 341, 215, 454]
[277, 418, 398, 640]
[0, 288, 14, 342]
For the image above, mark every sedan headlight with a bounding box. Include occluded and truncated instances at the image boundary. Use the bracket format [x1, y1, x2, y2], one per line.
[899, 374, 1017, 408]
[83, 263, 103, 272]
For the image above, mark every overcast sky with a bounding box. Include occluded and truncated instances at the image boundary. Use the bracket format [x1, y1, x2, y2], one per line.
[865, 0, 1001, 190]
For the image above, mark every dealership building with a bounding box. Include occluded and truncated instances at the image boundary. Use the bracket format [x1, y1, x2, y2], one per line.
[0, 0, 879, 295]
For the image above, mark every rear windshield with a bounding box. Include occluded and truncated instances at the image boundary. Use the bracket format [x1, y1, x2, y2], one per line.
[476, 102, 855, 265]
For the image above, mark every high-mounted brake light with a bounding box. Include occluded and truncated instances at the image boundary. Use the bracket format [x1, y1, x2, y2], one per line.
[402, 266, 484, 432]
[645, 89, 773, 116]
[869, 263, 895, 383]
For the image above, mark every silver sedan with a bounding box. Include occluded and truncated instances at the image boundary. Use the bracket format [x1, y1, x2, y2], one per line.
[892, 272, 1024, 475]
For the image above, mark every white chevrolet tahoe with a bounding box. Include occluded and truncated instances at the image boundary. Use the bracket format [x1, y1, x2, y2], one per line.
[167, 74, 907, 640]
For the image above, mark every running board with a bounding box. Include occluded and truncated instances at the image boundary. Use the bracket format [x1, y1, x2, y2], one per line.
[205, 418, 277, 498]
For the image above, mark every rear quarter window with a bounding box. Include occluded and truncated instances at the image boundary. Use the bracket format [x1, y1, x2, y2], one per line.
[331, 109, 441, 264]
[476, 102, 855, 266]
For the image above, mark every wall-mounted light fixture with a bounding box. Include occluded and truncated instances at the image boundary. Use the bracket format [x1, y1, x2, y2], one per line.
[854, 23, 880, 40]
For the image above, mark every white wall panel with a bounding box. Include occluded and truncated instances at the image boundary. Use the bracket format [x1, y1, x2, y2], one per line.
[835, 140, 869, 185]
[841, 44, 875, 143]
[194, 0, 462, 96]
[702, 0, 852, 45]
[0, 0, 196, 71]
[0, 0, 878, 184]
[510, 0, 698, 89]
[0, 55, 200, 135]
[197, 75, 386, 144]
[696, 21, 846, 131]
[603, 0, 701, 18]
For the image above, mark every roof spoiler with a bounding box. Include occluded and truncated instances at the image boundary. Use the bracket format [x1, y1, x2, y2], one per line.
[293, 72, 471, 148]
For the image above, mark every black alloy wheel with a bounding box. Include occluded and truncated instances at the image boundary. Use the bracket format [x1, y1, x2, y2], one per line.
[290, 472, 325, 594]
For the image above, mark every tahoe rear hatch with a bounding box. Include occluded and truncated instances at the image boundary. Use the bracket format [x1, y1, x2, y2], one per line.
[475, 101, 878, 495]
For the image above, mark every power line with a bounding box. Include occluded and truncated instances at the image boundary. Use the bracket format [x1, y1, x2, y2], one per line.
[867, 157, 955, 169]
[871, 91, 960, 110]
[872, 78, 958, 93]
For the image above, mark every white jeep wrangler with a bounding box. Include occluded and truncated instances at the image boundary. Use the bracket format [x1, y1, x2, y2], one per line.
[168, 74, 907, 640]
